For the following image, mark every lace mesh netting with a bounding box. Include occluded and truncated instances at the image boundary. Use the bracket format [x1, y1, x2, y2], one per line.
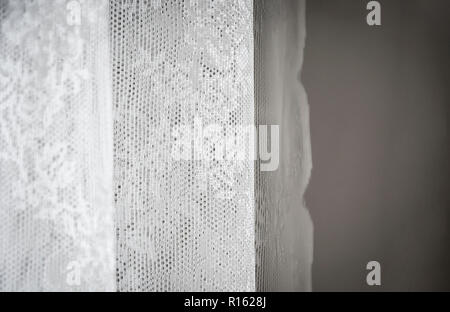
[0, 0, 311, 292]
[0, 0, 115, 291]
[111, 0, 255, 291]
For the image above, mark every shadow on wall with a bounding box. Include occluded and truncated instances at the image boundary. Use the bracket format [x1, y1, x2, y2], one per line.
[303, 0, 450, 291]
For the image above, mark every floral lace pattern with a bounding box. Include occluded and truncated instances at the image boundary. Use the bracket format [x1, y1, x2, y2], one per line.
[111, 0, 255, 291]
[0, 0, 115, 291]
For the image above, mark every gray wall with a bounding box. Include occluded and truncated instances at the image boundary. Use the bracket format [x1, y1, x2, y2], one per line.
[303, 0, 450, 291]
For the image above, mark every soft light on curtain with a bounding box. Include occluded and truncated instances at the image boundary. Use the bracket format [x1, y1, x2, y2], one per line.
[0, 0, 311, 292]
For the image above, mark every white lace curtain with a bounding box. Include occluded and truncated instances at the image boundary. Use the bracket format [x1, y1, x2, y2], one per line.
[0, 0, 312, 292]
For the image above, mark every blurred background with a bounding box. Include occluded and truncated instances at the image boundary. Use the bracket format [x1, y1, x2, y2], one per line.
[303, 0, 450, 291]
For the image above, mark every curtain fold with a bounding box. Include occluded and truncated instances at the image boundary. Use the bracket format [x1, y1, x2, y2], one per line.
[0, 0, 115, 291]
[255, 0, 313, 292]
[111, 0, 255, 292]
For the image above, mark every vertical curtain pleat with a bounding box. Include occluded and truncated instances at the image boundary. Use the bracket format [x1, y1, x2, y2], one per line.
[111, 0, 255, 291]
[0, 0, 115, 291]
[255, 0, 313, 291]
